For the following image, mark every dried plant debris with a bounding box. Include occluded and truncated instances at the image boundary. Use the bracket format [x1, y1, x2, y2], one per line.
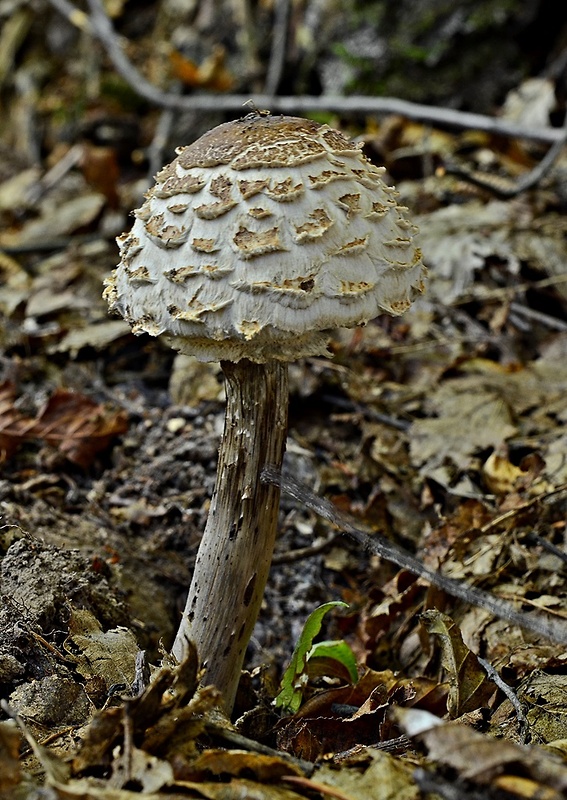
[1, 655, 323, 800]
[1, 3, 567, 795]
[402, 709, 567, 800]
[0, 382, 128, 467]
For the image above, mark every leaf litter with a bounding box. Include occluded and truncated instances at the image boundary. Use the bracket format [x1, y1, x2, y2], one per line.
[0, 382, 128, 468]
[1, 7, 567, 798]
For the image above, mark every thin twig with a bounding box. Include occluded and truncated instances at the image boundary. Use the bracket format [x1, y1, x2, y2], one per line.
[322, 394, 411, 432]
[506, 126, 567, 193]
[19, 726, 76, 759]
[28, 630, 76, 665]
[45, 0, 90, 29]
[497, 592, 567, 619]
[508, 301, 567, 332]
[478, 656, 528, 743]
[25, 143, 84, 205]
[454, 273, 567, 305]
[0, 232, 107, 255]
[146, 94, 178, 180]
[230, 0, 260, 81]
[44, 0, 564, 144]
[445, 112, 567, 198]
[262, 468, 567, 645]
[272, 532, 337, 564]
[333, 736, 413, 761]
[283, 775, 354, 800]
[445, 78, 567, 196]
[525, 531, 567, 567]
[0, 700, 70, 783]
[480, 483, 567, 535]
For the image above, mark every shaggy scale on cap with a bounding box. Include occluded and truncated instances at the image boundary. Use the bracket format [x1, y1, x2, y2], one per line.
[104, 114, 426, 362]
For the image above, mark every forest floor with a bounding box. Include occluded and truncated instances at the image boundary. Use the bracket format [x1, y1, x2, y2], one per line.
[2, 3, 567, 799]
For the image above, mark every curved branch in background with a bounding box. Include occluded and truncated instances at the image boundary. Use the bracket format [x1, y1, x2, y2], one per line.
[444, 109, 567, 197]
[44, 0, 565, 146]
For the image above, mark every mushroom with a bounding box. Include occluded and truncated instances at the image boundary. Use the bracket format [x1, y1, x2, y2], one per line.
[104, 112, 426, 713]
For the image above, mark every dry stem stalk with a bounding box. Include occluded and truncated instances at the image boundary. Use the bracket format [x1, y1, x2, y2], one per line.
[172, 359, 288, 711]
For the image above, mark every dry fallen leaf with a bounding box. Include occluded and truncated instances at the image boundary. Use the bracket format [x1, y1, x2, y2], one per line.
[177, 778, 307, 799]
[275, 667, 448, 761]
[315, 749, 419, 800]
[482, 449, 527, 494]
[416, 200, 520, 303]
[50, 320, 132, 356]
[410, 379, 517, 491]
[67, 607, 140, 691]
[421, 609, 495, 718]
[109, 744, 174, 792]
[169, 45, 234, 91]
[0, 720, 21, 795]
[405, 710, 567, 797]
[516, 672, 567, 744]
[0, 383, 128, 467]
[175, 749, 304, 782]
[0, 193, 106, 247]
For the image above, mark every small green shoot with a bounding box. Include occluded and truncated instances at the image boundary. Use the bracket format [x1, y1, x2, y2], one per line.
[274, 601, 358, 713]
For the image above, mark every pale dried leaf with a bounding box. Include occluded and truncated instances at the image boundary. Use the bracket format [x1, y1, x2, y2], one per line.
[410, 381, 517, 474]
[1, 194, 105, 246]
[519, 673, 567, 744]
[416, 201, 519, 303]
[50, 320, 132, 356]
[316, 749, 419, 800]
[67, 608, 139, 689]
[109, 746, 173, 792]
[0, 167, 40, 211]
[180, 779, 306, 799]
[421, 610, 495, 718]
[414, 715, 567, 793]
[501, 77, 556, 127]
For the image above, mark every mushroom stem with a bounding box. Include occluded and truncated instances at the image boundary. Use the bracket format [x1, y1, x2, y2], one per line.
[172, 358, 289, 712]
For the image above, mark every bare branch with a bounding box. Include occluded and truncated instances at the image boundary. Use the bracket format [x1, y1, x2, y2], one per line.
[445, 112, 567, 197]
[262, 467, 567, 646]
[478, 656, 528, 742]
[44, 0, 565, 144]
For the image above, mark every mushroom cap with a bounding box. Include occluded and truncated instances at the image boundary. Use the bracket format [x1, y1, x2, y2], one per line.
[104, 114, 426, 362]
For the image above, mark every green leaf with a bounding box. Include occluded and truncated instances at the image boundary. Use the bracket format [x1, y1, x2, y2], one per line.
[307, 640, 359, 684]
[274, 601, 348, 713]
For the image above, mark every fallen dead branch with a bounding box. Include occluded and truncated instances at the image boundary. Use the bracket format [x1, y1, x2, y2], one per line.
[263, 467, 567, 645]
[443, 110, 567, 197]
[44, 0, 565, 145]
